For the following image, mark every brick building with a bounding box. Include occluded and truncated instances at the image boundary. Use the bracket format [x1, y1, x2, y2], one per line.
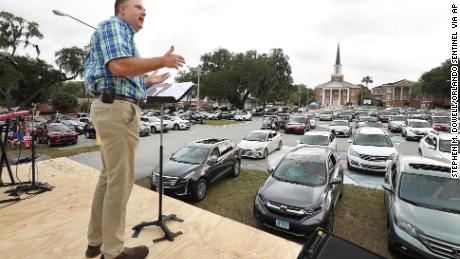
[315, 44, 361, 107]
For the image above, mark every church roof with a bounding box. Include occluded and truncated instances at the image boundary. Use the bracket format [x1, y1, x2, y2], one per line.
[315, 80, 360, 89]
[380, 79, 416, 87]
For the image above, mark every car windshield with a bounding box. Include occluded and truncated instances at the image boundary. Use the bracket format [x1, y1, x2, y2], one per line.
[273, 159, 326, 186]
[399, 174, 460, 214]
[331, 121, 348, 126]
[290, 116, 305, 123]
[278, 114, 289, 120]
[300, 135, 329, 146]
[439, 140, 452, 152]
[244, 132, 268, 142]
[409, 121, 430, 128]
[392, 116, 407, 121]
[353, 133, 393, 147]
[379, 111, 391, 115]
[49, 125, 70, 131]
[433, 117, 450, 123]
[364, 122, 383, 128]
[171, 146, 209, 164]
[320, 111, 331, 115]
[359, 116, 371, 122]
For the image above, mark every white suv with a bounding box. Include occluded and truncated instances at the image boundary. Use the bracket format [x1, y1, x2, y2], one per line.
[419, 132, 455, 162]
[402, 119, 432, 141]
[347, 127, 398, 172]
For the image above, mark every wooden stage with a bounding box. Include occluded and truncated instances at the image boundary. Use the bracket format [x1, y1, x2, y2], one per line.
[0, 158, 301, 259]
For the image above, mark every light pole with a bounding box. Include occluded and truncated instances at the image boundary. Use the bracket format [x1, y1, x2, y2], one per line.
[52, 10, 96, 29]
[197, 67, 200, 110]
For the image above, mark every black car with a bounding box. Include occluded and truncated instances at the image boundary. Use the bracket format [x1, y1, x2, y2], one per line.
[181, 111, 204, 124]
[83, 121, 96, 139]
[150, 138, 241, 201]
[254, 146, 343, 237]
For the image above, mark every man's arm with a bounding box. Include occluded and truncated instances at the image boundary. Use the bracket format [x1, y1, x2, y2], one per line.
[108, 46, 185, 77]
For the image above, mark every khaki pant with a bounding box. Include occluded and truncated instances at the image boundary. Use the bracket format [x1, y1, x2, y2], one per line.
[87, 99, 140, 259]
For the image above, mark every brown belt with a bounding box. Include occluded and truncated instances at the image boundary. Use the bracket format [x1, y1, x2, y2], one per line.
[113, 94, 141, 106]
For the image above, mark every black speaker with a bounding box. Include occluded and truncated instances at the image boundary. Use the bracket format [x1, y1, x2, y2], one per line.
[297, 228, 386, 259]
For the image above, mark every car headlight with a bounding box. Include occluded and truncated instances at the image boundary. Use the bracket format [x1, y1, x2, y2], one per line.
[394, 214, 422, 238]
[302, 203, 323, 215]
[178, 171, 195, 184]
[349, 148, 360, 157]
[257, 190, 266, 203]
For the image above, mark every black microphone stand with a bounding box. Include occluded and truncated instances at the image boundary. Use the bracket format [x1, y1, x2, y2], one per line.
[132, 103, 183, 243]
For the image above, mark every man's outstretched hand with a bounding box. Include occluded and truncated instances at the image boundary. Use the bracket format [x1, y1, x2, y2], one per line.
[146, 71, 170, 87]
[162, 46, 185, 69]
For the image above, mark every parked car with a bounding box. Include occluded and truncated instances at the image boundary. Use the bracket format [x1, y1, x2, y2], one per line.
[319, 111, 333, 121]
[182, 111, 204, 124]
[61, 119, 84, 135]
[253, 107, 264, 116]
[164, 115, 191, 130]
[305, 113, 316, 129]
[431, 116, 450, 132]
[138, 122, 150, 137]
[388, 115, 408, 132]
[150, 138, 241, 201]
[78, 117, 91, 125]
[238, 130, 282, 159]
[234, 111, 253, 121]
[419, 132, 455, 162]
[284, 115, 311, 134]
[329, 120, 352, 137]
[297, 131, 337, 151]
[402, 119, 432, 141]
[83, 121, 96, 139]
[276, 113, 290, 129]
[261, 115, 277, 130]
[140, 116, 168, 133]
[377, 111, 392, 123]
[36, 123, 78, 147]
[406, 110, 425, 120]
[254, 146, 343, 237]
[338, 110, 353, 122]
[347, 127, 398, 173]
[357, 116, 377, 128]
[383, 156, 458, 259]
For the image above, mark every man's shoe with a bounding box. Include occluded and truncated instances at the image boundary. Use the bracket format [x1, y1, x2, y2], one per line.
[85, 244, 101, 258]
[101, 246, 149, 259]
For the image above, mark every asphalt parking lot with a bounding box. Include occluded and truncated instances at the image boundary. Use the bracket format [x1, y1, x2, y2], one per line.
[70, 116, 420, 189]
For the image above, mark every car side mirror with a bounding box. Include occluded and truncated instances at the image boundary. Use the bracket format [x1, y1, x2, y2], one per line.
[382, 183, 393, 193]
[330, 178, 343, 185]
[267, 168, 274, 174]
[208, 155, 218, 165]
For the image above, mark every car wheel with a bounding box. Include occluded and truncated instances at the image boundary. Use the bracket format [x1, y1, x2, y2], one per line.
[405, 135, 410, 141]
[192, 179, 208, 202]
[85, 131, 90, 139]
[278, 141, 282, 150]
[326, 210, 334, 232]
[173, 124, 180, 130]
[263, 149, 268, 159]
[232, 161, 241, 177]
[47, 139, 53, 147]
[402, 131, 406, 137]
[151, 126, 157, 133]
[387, 222, 398, 254]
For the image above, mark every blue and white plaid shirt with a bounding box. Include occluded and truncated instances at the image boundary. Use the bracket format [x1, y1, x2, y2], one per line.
[84, 17, 146, 101]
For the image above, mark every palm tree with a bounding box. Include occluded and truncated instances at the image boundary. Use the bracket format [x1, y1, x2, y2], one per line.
[361, 76, 373, 105]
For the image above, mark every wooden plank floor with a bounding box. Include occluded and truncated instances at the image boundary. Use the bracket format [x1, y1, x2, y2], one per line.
[0, 158, 301, 259]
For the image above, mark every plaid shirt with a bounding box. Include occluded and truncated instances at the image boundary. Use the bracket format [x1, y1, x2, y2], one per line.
[84, 17, 146, 101]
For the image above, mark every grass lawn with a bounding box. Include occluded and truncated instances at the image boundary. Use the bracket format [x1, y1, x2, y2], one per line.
[203, 119, 240, 126]
[6, 144, 100, 159]
[135, 169, 395, 258]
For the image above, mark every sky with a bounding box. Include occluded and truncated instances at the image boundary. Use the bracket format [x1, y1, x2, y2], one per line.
[1, 0, 451, 89]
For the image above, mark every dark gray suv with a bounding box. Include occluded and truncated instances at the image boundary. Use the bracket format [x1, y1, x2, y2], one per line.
[383, 156, 459, 259]
[254, 146, 343, 237]
[150, 138, 241, 201]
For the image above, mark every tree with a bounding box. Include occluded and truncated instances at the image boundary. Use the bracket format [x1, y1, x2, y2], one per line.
[268, 48, 293, 103]
[50, 91, 78, 112]
[360, 76, 373, 104]
[417, 59, 451, 99]
[0, 11, 43, 56]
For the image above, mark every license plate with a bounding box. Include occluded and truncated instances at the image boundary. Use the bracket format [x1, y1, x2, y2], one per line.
[275, 219, 289, 230]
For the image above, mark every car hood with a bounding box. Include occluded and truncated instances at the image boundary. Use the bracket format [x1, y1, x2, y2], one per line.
[409, 127, 432, 132]
[159, 160, 202, 178]
[238, 140, 266, 149]
[350, 145, 396, 156]
[329, 125, 349, 131]
[396, 200, 460, 245]
[260, 177, 325, 208]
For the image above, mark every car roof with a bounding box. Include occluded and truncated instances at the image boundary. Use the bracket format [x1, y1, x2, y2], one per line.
[249, 130, 272, 134]
[332, 120, 348, 122]
[399, 156, 451, 177]
[303, 131, 330, 136]
[432, 132, 459, 140]
[407, 119, 428, 122]
[191, 138, 230, 148]
[356, 127, 387, 135]
[287, 146, 331, 162]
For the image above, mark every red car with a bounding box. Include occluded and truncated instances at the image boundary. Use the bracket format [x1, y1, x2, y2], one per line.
[377, 111, 392, 123]
[284, 115, 311, 134]
[36, 123, 78, 147]
[431, 116, 450, 131]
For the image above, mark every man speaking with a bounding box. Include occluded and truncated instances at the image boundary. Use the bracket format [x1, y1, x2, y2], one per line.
[83, 0, 185, 258]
